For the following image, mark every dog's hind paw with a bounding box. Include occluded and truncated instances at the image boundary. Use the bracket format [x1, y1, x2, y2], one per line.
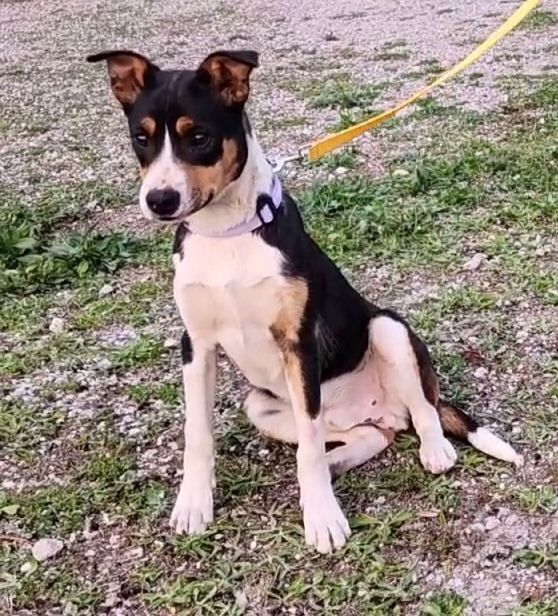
[419, 434, 457, 474]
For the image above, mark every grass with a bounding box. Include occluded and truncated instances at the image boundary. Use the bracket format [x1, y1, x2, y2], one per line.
[521, 9, 557, 30]
[6, 454, 168, 536]
[110, 334, 167, 370]
[515, 545, 558, 570]
[0, 402, 66, 463]
[421, 592, 466, 615]
[374, 51, 411, 62]
[513, 599, 558, 615]
[0, 333, 90, 378]
[310, 80, 385, 111]
[126, 382, 182, 406]
[301, 78, 557, 270]
[0, 547, 102, 614]
[0, 181, 140, 296]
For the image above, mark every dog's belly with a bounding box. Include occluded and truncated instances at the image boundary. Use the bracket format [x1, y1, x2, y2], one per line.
[322, 350, 409, 432]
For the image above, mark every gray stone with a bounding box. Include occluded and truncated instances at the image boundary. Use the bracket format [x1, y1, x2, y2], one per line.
[32, 538, 64, 561]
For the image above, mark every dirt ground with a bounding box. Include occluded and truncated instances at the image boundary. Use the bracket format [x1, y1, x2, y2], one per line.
[1, 0, 557, 614]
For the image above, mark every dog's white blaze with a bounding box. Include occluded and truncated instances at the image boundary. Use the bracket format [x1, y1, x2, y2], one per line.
[468, 427, 524, 466]
[139, 130, 189, 219]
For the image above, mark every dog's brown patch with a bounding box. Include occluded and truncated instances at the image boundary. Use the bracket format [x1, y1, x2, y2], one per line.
[409, 332, 440, 406]
[176, 116, 194, 136]
[270, 279, 309, 353]
[140, 116, 156, 137]
[181, 138, 241, 203]
[270, 280, 319, 418]
[438, 402, 477, 440]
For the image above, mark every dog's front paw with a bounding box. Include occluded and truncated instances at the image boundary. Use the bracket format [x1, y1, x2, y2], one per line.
[301, 492, 351, 553]
[169, 479, 213, 535]
[419, 433, 457, 474]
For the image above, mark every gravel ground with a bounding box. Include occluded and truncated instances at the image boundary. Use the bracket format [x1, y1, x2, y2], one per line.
[1, 1, 557, 615]
[1, 0, 556, 189]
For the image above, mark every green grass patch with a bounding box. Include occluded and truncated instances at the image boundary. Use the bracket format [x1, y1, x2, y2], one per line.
[422, 592, 467, 615]
[110, 335, 167, 370]
[302, 82, 557, 269]
[0, 402, 66, 463]
[4, 468, 167, 536]
[521, 9, 557, 30]
[0, 545, 101, 614]
[126, 382, 181, 406]
[72, 279, 168, 331]
[374, 51, 411, 62]
[0, 293, 57, 336]
[0, 334, 90, 378]
[0, 182, 141, 296]
[515, 545, 558, 570]
[144, 510, 414, 614]
[518, 486, 558, 514]
[513, 598, 558, 616]
[311, 80, 384, 111]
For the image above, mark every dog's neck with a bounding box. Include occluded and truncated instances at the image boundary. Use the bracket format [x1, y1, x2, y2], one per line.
[185, 132, 274, 236]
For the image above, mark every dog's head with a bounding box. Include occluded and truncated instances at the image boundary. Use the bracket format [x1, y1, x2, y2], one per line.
[87, 49, 258, 221]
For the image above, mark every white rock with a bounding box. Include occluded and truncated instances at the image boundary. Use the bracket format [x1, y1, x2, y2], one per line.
[335, 166, 348, 176]
[473, 367, 489, 380]
[463, 253, 486, 272]
[49, 317, 65, 334]
[96, 358, 112, 371]
[234, 590, 248, 610]
[393, 168, 410, 177]
[99, 284, 114, 298]
[103, 594, 119, 608]
[163, 337, 179, 349]
[20, 561, 35, 573]
[32, 538, 64, 561]
[484, 517, 500, 531]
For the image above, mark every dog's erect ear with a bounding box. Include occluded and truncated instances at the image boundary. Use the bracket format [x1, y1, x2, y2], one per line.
[86, 50, 159, 110]
[196, 50, 259, 107]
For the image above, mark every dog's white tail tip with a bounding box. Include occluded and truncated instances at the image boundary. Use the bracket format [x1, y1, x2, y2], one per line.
[467, 427, 523, 467]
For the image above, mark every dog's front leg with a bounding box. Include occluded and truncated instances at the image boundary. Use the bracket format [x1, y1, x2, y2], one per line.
[278, 328, 351, 553]
[170, 330, 216, 535]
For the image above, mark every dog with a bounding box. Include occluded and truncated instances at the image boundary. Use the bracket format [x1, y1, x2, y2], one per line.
[87, 49, 523, 553]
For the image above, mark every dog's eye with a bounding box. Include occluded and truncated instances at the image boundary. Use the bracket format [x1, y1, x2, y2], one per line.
[190, 131, 211, 148]
[135, 133, 148, 147]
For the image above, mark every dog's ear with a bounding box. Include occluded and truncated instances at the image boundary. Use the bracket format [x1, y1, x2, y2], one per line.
[196, 50, 259, 107]
[86, 50, 159, 110]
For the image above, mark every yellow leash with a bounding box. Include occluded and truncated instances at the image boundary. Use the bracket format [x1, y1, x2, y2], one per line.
[289, 0, 540, 164]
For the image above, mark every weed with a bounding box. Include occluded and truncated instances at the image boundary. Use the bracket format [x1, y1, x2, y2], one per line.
[422, 592, 467, 615]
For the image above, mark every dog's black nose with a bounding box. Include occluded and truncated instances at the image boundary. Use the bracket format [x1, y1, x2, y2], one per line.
[146, 188, 180, 218]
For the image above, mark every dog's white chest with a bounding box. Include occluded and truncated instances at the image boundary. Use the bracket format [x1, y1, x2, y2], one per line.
[174, 234, 288, 395]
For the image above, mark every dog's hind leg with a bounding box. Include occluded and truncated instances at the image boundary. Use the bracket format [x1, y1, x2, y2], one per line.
[245, 388, 394, 474]
[244, 388, 298, 443]
[326, 424, 394, 477]
[369, 313, 458, 474]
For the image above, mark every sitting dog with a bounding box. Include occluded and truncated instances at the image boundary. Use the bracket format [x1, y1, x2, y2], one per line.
[88, 49, 523, 553]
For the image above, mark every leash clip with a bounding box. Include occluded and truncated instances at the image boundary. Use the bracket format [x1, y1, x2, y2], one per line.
[269, 143, 311, 173]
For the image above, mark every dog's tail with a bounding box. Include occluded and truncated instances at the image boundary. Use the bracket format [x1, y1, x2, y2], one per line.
[437, 400, 523, 467]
